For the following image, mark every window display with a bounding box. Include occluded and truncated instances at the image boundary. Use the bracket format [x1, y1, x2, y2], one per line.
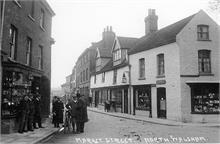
[191, 84, 219, 114]
[134, 86, 151, 111]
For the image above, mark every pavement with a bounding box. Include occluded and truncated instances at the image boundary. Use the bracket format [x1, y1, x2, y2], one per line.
[0, 118, 62, 144]
[1, 107, 219, 144]
[87, 107, 220, 127]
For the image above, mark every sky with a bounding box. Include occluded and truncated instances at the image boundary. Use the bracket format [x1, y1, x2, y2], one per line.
[47, 0, 219, 89]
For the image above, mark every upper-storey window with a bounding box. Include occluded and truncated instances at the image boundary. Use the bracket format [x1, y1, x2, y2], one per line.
[38, 46, 43, 70]
[40, 9, 45, 29]
[113, 69, 117, 84]
[30, 0, 35, 18]
[157, 54, 165, 76]
[102, 72, 105, 83]
[9, 25, 18, 60]
[26, 37, 32, 66]
[139, 58, 145, 79]
[197, 25, 209, 41]
[198, 50, 211, 74]
[113, 49, 121, 61]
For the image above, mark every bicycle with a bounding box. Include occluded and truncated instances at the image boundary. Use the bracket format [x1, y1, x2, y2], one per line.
[64, 109, 72, 133]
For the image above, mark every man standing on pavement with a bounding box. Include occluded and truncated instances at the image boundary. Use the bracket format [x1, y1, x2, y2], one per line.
[33, 94, 44, 129]
[66, 94, 78, 133]
[76, 93, 88, 133]
[27, 94, 35, 131]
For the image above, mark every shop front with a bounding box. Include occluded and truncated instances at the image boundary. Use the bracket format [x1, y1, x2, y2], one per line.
[1, 61, 45, 133]
[187, 82, 220, 122]
[133, 85, 152, 117]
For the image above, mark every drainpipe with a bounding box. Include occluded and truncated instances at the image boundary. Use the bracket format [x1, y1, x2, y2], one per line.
[0, 0, 5, 121]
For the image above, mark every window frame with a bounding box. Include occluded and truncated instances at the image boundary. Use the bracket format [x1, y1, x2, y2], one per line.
[139, 58, 145, 79]
[157, 54, 165, 76]
[113, 69, 117, 84]
[197, 25, 209, 41]
[26, 37, 32, 66]
[9, 25, 18, 60]
[38, 46, 43, 70]
[40, 8, 45, 29]
[198, 50, 211, 74]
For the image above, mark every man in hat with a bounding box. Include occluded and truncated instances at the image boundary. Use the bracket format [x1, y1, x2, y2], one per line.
[76, 93, 88, 133]
[66, 94, 78, 133]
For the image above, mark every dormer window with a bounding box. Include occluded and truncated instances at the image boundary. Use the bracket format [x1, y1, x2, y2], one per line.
[197, 25, 209, 41]
[113, 49, 121, 61]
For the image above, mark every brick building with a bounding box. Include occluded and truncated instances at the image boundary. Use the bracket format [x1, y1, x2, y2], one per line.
[1, 0, 55, 133]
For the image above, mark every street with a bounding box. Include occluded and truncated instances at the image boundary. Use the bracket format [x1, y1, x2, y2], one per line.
[42, 111, 220, 144]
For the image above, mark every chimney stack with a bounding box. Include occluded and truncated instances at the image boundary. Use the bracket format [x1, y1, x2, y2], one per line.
[144, 9, 158, 36]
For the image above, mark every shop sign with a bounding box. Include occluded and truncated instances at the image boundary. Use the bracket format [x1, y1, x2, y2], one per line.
[156, 80, 166, 85]
[122, 73, 127, 83]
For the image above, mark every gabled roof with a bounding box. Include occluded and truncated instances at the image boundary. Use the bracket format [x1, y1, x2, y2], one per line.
[129, 13, 196, 55]
[117, 37, 138, 49]
[94, 38, 115, 58]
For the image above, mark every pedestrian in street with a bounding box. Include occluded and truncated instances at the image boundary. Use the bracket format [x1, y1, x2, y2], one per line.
[66, 94, 78, 133]
[17, 95, 30, 133]
[33, 94, 44, 129]
[52, 97, 64, 128]
[76, 93, 88, 133]
[27, 94, 35, 131]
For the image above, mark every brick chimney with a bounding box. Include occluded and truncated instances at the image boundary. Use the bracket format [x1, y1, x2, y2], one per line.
[102, 26, 115, 49]
[144, 9, 158, 36]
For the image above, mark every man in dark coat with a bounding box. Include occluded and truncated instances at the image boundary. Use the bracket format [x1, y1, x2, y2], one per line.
[33, 94, 44, 128]
[17, 95, 30, 133]
[76, 93, 88, 133]
[66, 94, 78, 133]
[27, 94, 35, 131]
[52, 97, 64, 128]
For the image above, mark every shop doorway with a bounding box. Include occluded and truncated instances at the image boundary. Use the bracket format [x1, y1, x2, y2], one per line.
[124, 89, 128, 114]
[157, 88, 166, 118]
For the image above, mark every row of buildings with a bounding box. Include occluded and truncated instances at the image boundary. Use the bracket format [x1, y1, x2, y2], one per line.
[62, 9, 220, 123]
[1, 0, 54, 133]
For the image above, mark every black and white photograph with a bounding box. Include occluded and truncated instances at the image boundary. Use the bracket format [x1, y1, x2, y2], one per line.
[0, 0, 219, 143]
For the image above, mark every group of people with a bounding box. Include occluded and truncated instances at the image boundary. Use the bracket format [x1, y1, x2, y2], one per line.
[17, 94, 43, 134]
[52, 93, 88, 133]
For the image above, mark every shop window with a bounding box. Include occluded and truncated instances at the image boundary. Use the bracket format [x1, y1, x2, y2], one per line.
[197, 25, 209, 41]
[191, 84, 219, 114]
[139, 58, 145, 79]
[9, 25, 17, 60]
[1, 71, 32, 118]
[135, 87, 151, 111]
[198, 50, 211, 74]
[157, 54, 165, 76]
